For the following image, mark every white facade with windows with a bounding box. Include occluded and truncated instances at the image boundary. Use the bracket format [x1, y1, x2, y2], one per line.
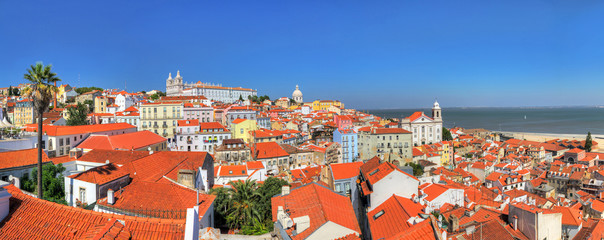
[175, 122, 231, 154]
[400, 101, 443, 146]
[165, 71, 257, 103]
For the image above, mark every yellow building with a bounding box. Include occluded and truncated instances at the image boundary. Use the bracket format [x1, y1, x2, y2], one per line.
[312, 100, 344, 111]
[231, 119, 258, 143]
[94, 96, 109, 113]
[14, 99, 35, 126]
[139, 102, 183, 138]
[441, 141, 452, 166]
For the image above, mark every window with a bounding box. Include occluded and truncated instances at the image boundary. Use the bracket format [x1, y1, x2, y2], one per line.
[79, 187, 86, 203]
[344, 183, 350, 192]
[335, 184, 342, 192]
[373, 210, 385, 220]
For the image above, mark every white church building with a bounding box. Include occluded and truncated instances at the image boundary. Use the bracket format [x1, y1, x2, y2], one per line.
[400, 101, 443, 146]
[166, 71, 257, 103]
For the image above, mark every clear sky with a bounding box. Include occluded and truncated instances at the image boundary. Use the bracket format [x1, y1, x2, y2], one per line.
[2, 1, 604, 109]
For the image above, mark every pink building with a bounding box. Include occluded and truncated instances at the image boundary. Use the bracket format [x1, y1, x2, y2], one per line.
[334, 115, 352, 130]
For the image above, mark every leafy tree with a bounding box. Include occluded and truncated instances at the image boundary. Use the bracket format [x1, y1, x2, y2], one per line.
[7, 86, 12, 96]
[257, 177, 288, 230]
[442, 127, 453, 141]
[66, 103, 89, 126]
[289, 98, 296, 105]
[83, 99, 94, 113]
[226, 180, 263, 230]
[149, 93, 160, 100]
[585, 132, 593, 152]
[141, 90, 146, 94]
[209, 187, 231, 228]
[22, 62, 61, 199]
[11, 87, 20, 96]
[405, 162, 424, 176]
[22, 163, 67, 204]
[239, 95, 244, 101]
[75, 86, 103, 95]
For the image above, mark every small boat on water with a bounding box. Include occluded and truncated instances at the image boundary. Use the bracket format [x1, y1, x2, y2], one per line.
[524, 115, 527, 120]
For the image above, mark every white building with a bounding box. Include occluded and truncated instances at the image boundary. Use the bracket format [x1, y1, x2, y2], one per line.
[183, 103, 214, 122]
[166, 71, 257, 103]
[175, 120, 231, 153]
[400, 101, 443, 146]
[359, 158, 420, 211]
[115, 93, 139, 112]
[115, 106, 141, 130]
[292, 85, 303, 103]
[419, 183, 464, 213]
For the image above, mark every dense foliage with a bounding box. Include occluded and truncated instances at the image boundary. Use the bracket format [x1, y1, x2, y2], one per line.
[586, 132, 593, 152]
[75, 86, 103, 95]
[66, 102, 89, 126]
[405, 162, 424, 176]
[149, 91, 166, 100]
[442, 127, 453, 141]
[83, 99, 95, 113]
[210, 177, 289, 235]
[248, 95, 270, 104]
[22, 164, 67, 204]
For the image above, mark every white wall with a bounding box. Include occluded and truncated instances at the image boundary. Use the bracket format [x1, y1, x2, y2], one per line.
[369, 170, 419, 211]
[65, 177, 97, 207]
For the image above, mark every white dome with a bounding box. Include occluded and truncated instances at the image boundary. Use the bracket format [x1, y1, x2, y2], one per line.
[433, 100, 441, 109]
[292, 85, 303, 98]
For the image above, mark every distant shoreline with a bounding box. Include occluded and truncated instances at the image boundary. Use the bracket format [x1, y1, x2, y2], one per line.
[495, 131, 604, 151]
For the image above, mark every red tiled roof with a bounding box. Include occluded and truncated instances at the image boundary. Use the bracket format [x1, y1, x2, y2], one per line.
[26, 123, 136, 136]
[330, 162, 363, 180]
[255, 142, 289, 159]
[246, 161, 264, 170]
[552, 206, 582, 227]
[0, 185, 186, 239]
[389, 217, 442, 240]
[373, 128, 411, 134]
[366, 162, 418, 185]
[76, 149, 150, 165]
[218, 165, 248, 177]
[368, 195, 425, 240]
[421, 183, 454, 202]
[127, 151, 210, 183]
[67, 163, 130, 185]
[97, 178, 215, 218]
[232, 119, 247, 124]
[76, 131, 166, 151]
[0, 148, 51, 169]
[177, 119, 199, 127]
[271, 183, 361, 240]
[407, 111, 433, 122]
[199, 122, 228, 131]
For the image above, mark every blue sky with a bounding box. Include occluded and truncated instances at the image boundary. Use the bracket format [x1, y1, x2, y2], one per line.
[1, 1, 604, 109]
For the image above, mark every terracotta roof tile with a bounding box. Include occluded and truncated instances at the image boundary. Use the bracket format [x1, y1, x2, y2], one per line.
[0, 148, 51, 169]
[330, 162, 363, 180]
[368, 195, 425, 240]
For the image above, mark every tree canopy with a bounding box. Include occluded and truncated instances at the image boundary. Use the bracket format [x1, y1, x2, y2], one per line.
[22, 163, 67, 204]
[75, 86, 103, 95]
[405, 162, 424, 176]
[442, 127, 453, 141]
[585, 132, 593, 152]
[66, 102, 89, 126]
[210, 177, 288, 235]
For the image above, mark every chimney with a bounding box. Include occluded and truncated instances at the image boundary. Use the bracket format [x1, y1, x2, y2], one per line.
[293, 215, 311, 234]
[448, 215, 459, 232]
[0, 181, 12, 222]
[513, 216, 518, 231]
[107, 189, 115, 205]
[184, 206, 200, 240]
[282, 186, 290, 196]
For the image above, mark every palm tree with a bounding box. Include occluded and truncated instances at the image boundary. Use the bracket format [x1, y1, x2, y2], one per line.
[226, 180, 263, 229]
[22, 62, 60, 198]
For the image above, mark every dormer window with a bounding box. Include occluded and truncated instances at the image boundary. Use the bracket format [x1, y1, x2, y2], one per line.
[373, 210, 385, 220]
[229, 170, 233, 174]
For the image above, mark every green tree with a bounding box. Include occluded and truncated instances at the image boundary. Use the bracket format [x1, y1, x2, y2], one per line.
[66, 103, 89, 126]
[226, 180, 263, 230]
[442, 127, 453, 141]
[22, 163, 67, 204]
[75, 86, 103, 95]
[12, 87, 20, 96]
[149, 93, 160, 100]
[83, 99, 94, 113]
[405, 162, 424, 176]
[22, 62, 61, 199]
[209, 187, 231, 228]
[257, 177, 289, 230]
[289, 98, 296, 105]
[7, 86, 12, 96]
[585, 132, 593, 152]
[239, 95, 244, 101]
